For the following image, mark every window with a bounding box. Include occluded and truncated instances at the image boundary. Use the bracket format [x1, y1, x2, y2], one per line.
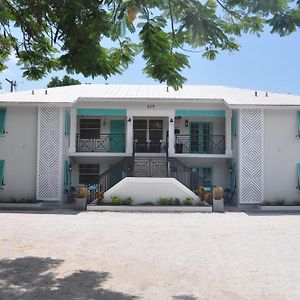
[65, 111, 70, 136]
[133, 119, 163, 142]
[198, 167, 212, 187]
[0, 160, 5, 187]
[0, 108, 7, 135]
[79, 119, 100, 139]
[149, 120, 163, 142]
[79, 164, 100, 184]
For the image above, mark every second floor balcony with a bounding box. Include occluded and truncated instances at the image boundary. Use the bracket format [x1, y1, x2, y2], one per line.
[175, 134, 225, 154]
[76, 134, 125, 153]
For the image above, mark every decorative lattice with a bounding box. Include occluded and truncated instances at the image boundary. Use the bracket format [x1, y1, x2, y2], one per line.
[37, 106, 63, 201]
[239, 109, 264, 203]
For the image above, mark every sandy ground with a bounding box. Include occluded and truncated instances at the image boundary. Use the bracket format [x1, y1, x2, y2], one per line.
[0, 210, 300, 300]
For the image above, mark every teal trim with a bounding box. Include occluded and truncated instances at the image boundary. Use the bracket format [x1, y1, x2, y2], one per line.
[77, 108, 126, 117]
[297, 163, 300, 189]
[190, 122, 213, 153]
[0, 108, 7, 135]
[110, 120, 125, 152]
[64, 110, 70, 136]
[64, 160, 69, 186]
[297, 112, 300, 137]
[230, 161, 237, 193]
[0, 160, 5, 186]
[231, 111, 237, 139]
[175, 110, 225, 117]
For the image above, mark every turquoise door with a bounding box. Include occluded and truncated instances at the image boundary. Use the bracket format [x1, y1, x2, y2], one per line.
[110, 120, 125, 152]
[190, 122, 212, 153]
[197, 167, 212, 187]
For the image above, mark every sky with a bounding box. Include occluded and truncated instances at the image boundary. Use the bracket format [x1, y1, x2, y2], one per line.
[0, 29, 300, 95]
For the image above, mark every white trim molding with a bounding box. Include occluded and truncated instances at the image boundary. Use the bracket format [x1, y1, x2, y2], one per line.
[36, 106, 64, 201]
[239, 108, 264, 203]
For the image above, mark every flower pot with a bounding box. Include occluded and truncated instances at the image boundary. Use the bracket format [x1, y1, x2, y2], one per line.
[213, 198, 224, 212]
[75, 197, 87, 211]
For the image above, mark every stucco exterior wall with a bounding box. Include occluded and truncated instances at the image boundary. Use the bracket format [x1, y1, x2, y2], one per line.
[264, 109, 300, 203]
[0, 106, 37, 201]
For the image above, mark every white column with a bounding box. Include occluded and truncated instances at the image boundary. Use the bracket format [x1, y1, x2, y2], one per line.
[69, 108, 76, 153]
[225, 109, 232, 155]
[126, 116, 133, 155]
[168, 115, 175, 155]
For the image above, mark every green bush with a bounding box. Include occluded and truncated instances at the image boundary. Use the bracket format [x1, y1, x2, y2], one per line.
[158, 198, 175, 205]
[174, 198, 181, 206]
[183, 197, 193, 206]
[111, 196, 120, 205]
[121, 197, 133, 206]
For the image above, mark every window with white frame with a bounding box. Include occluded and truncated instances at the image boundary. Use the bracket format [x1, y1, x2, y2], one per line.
[79, 164, 100, 184]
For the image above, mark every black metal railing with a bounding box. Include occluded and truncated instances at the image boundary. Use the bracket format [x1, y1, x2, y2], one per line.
[133, 157, 168, 177]
[133, 139, 167, 154]
[168, 158, 195, 189]
[76, 134, 125, 153]
[175, 134, 225, 154]
[92, 158, 134, 194]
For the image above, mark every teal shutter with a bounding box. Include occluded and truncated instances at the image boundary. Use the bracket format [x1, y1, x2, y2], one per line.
[0, 108, 7, 134]
[297, 112, 300, 137]
[64, 160, 69, 186]
[64, 111, 70, 136]
[0, 160, 5, 186]
[231, 111, 237, 139]
[230, 161, 236, 193]
[297, 164, 300, 189]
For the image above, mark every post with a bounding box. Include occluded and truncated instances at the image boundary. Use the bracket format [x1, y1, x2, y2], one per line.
[168, 115, 175, 155]
[225, 109, 232, 155]
[126, 115, 133, 155]
[69, 108, 76, 153]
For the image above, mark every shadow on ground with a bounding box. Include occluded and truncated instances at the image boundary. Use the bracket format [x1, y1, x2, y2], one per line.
[0, 256, 138, 300]
[0, 209, 80, 215]
[173, 295, 198, 300]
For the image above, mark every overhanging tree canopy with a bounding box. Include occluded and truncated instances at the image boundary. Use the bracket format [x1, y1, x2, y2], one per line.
[1, 0, 299, 89]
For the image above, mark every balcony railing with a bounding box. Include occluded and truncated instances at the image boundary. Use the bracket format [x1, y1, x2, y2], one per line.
[133, 140, 167, 154]
[76, 134, 125, 153]
[175, 134, 225, 154]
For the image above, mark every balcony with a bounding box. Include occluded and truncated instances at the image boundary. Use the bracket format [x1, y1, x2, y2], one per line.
[76, 134, 125, 153]
[175, 134, 225, 154]
[133, 139, 167, 154]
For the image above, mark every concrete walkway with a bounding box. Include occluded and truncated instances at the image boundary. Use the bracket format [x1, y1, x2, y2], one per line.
[0, 210, 300, 299]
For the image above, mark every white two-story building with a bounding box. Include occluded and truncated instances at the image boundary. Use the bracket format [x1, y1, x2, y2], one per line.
[0, 84, 300, 205]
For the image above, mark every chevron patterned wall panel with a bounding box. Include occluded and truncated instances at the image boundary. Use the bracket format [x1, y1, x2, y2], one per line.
[37, 106, 63, 201]
[239, 108, 264, 203]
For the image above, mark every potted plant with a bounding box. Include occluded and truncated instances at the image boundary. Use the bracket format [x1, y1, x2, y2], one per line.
[75, 187, 89, 210]
[213, 187, 224, 212]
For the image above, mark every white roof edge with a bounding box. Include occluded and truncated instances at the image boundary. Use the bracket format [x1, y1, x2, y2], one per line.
[0, 84, 299, 106]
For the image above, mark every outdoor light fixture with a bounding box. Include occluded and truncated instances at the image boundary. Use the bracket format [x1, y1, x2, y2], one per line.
[185, 120, 189, 127]
[229, 167, 232, 174]
[169, 118, 174, 123]
[127, 117, 132, 122]
[69, 164, 72, 172]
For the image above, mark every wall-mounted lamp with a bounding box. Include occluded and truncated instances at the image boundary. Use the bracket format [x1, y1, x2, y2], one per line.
[127, 117, 132, 122]
[69, 164, 72, 172]
[185, 120, 189, 127]
[169, 118, 174, 123]
[229, 167, 232, 174]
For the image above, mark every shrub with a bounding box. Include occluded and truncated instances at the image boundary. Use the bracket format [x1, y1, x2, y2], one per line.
[174, 198, 181, 206]
[183, 197, 193, 205]
[111, 196, 120, 205]
[121, 197, 133, 206]
[213, 187, 223, 200]
[158, 198, 175, 205]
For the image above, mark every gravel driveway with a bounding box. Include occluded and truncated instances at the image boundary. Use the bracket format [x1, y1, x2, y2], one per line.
[0, 210, 300, 300]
